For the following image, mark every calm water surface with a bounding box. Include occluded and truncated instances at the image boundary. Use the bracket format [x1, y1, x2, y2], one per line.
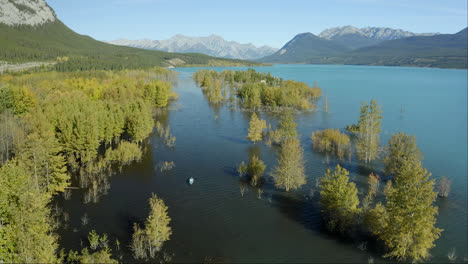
[58, 65, 467, 263]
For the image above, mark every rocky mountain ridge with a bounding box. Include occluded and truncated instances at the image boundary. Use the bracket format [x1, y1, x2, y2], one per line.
[0, 0, 56, 26]
[109, 35, 278, 60]
[319, 25, 437, 41]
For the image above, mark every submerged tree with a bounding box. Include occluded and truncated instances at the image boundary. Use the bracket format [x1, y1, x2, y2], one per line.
[311, 129, 350, 159]
[145, 194, 172, 256]
[437, 176, 451, 198]
[367, 158, 442, 261]
[64, 230, 117, 264]
[383, 132, 422, 177]
[143, 80, 171, 107]
[131, 194, 172, 260]
[323, 92, 329, 113]
[362, 173, 380, 210]
[355, 99, 382, 163]
[319, 164, 360, 233]
[246, 112, 267, 143]
[268, 112, 298, 145]
[272, 137, 306, 191]
[238, 155, 266, 186]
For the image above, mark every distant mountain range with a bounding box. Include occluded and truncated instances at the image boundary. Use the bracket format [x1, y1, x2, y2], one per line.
[0, 0, 466, 69]
[0, 0, 260, 69]
[319, 26, 438, 49]
[108, 35, 278, 60]
[260, 27, 467, 68]
[261, 33, 350, 63]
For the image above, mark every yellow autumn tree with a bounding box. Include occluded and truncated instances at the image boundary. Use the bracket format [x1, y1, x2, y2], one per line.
[246, 112, 266, 143]
[272, 137, 306, 191]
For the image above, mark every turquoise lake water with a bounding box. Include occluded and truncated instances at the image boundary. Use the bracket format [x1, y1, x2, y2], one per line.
[58, 64, 467, 263]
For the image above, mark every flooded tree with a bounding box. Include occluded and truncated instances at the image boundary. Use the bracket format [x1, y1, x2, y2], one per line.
[78, 247, 117, 264]
[268, 112, 298, 145]
[156, 121, 176, 148]
[437, 176, 451, 198]
[246, 112, 267, 143]
[323, 92, 329, 113]
[131, 194, 172, 260]
[311, 128, 351, 159]
[367, 158, 442, 262]
[383, 132, 422, 177]
[354, 99, 382, 163]
[272, 137, 306, 192]
[362, 173, 380, 210]
[156, 161, 176, 172]
[238, 155, 266, 186]
[319, 164, 360, 233]
[64, 230, 117, 264]
[104, 141, 143, 166]
[143, 80, 171, 107]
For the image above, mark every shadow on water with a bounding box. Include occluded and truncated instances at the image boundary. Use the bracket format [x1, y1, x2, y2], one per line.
[223, 165, 238, 177]
[217, 135, 249, 145]
[272, 190, 386, 262]
[247, 144, 261, 159]
[272, 191, 321, 233]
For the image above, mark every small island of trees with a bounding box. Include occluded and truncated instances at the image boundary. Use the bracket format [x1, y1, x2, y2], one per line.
[193, 68, 322, 110]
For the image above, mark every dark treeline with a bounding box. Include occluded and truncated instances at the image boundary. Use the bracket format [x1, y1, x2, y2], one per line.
[193, 68, 322, 110]
[0, 67, 178, 262]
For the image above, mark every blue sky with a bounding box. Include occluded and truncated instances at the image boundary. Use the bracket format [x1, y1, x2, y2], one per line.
[47, 0, 467, 48]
